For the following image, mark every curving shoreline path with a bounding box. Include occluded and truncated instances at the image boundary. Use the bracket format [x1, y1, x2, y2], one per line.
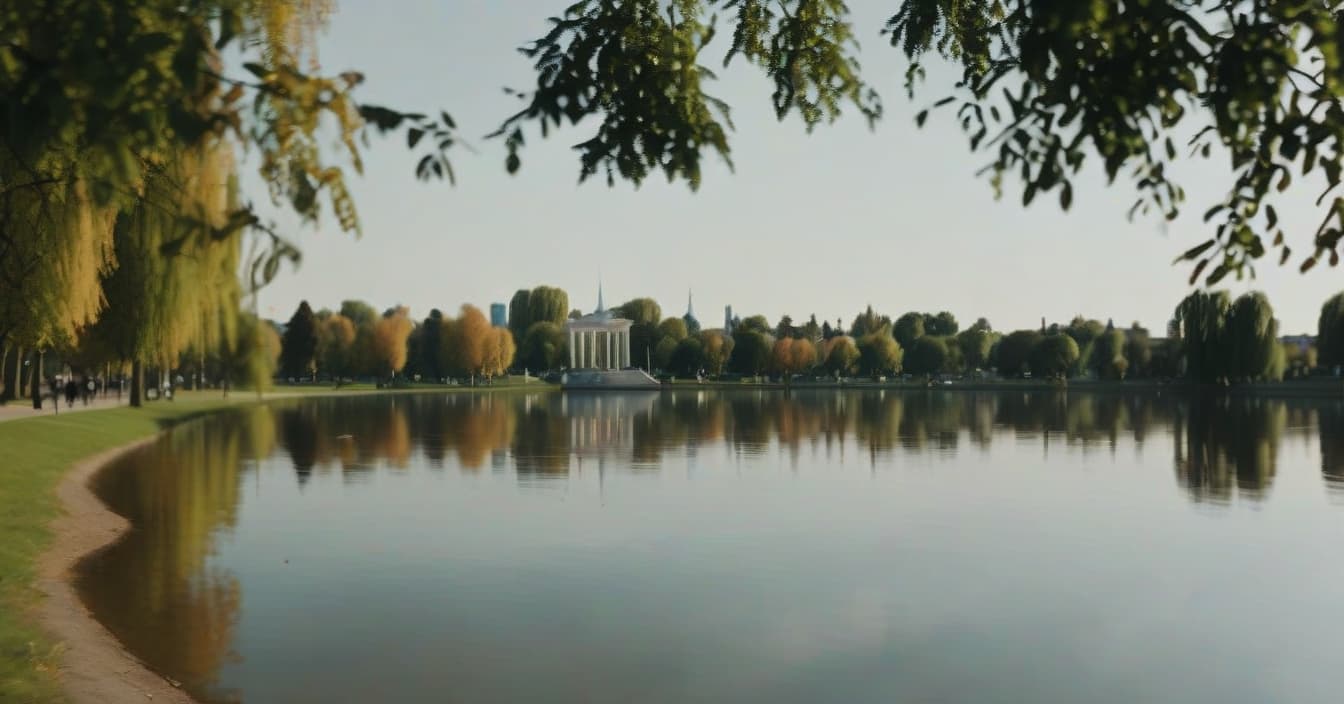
[36, 438, 199, 704]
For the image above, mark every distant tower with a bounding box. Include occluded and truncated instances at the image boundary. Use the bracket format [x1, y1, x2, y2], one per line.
[1041, 316, 1046, 332]
[596, 277, 605, 314]
[724, 305, 734, 333]
[489, 303, 507, 327]
[683, 289, 701, 334]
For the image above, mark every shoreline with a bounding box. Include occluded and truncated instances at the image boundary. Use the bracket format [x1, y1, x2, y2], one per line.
[36, 437, 199, 704]
[655, 378, 1344, 398]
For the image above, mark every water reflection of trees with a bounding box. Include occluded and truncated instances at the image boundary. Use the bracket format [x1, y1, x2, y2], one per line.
[1173, 395, 1286, 504]
[78, 405, 277, 704]
[1318, 401, 1344, 500]
[257, 390, 1332, 507]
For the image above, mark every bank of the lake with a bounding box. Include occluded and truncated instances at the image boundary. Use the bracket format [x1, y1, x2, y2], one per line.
[0, 383, 549, 704]
[665, 377, 1344, 398]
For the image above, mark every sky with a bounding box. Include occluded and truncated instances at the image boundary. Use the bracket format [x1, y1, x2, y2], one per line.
[251, 0, 1341, 335]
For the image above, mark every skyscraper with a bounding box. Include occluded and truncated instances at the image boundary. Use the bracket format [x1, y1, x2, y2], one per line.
[490, 303, 507, 327]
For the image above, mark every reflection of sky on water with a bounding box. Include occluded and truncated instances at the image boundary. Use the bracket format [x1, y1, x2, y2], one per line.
[79, 391, 1344, 704]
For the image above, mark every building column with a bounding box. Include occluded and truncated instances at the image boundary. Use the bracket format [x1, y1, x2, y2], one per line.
[569, 329, 575, 368]
[588, 331, 596, 368]
[606, 331, 612, 370]
[623, 329, 631, 368]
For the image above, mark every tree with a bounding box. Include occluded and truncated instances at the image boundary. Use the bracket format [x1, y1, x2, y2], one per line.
[445, 304, 492, 383]
[2, 2, 454, 395]
[1175, 291, 1232, 384]
[822, 336, 860, 376]
[519, 321, 566, 371]
[1092, 328, 1128, 380]
[800, 315, 822, 343]
[224, 312, 280, 395]
[1319, 293, 1344, 369]
[373, 308, 414, 379]
[771, 337, 817, 378]
[658, 317, 689, 343]
[1125, 324, 1153, 378]
[882, 1, 1344, 278]
[775, 315, 796, 340]
[527, 286, 570, 328]
[995, 330, 1043, 378]
[669, 337, 705, 377]
[856, 334, 903, 377]
[850, 306, 891, 338]
[481, 327, 516, 378]
[1226, 292, 1281, 381]
[738, 315, 772, 335]
[507, 289, 532, 342]
[821, 321, 835, 340]
[418, 309, 447, 381]
[926, 311, 959, 337]
[618, 298, 662, 368]
[894, 312, 925, 350]
[338, 299, 381, 379]
[317, 314, 357, 382]
[729, 330, 771, 375]
[956, 328, 994, 372]
[905, 336, 949, 377]
[84, 143, 243, 406]
[969, 318, 993, 333]
[1030, 335, 1081, 380]
[1065, 317, 1106, 350]
[700, 330, 734, 378]
[654, 336, 679, 370]
[280, 301, 318, 380]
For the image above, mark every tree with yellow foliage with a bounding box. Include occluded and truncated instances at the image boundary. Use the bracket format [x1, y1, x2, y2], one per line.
[372, 307, 414, 380]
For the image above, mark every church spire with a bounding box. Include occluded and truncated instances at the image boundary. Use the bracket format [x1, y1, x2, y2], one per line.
[596, 276, 605, 313]
[686, 289, 694, 318]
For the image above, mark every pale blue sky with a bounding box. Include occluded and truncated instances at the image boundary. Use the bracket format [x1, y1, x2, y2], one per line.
[251, 0, 1340, 334]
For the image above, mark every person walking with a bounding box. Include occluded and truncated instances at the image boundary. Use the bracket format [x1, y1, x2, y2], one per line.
[64, 378, 78, 408]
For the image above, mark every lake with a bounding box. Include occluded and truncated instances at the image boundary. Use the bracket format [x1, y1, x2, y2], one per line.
[77, 389, 1344, 703]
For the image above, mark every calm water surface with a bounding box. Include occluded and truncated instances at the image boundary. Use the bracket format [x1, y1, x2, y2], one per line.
[78, 390, 1344, 703]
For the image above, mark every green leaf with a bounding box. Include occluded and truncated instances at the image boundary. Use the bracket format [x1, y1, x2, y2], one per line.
[1177, 239, 1216, 262]
[407, 128, 424, 148]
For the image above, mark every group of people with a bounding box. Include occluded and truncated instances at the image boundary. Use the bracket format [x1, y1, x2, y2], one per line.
[46, 374, 114, 410]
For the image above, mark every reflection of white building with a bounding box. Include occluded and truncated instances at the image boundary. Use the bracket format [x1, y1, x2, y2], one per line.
[564, 393, 656, 459]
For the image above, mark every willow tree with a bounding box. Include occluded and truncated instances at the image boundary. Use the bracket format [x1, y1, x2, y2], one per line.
[87, 143, 241, 405]
[1175, 291, 1232, 384]
[1320, 293, 1344, 369]
[1226, 292, 1282, 382]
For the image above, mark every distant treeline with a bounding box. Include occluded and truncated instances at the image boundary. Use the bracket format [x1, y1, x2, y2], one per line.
[271, 285, 1342, 385]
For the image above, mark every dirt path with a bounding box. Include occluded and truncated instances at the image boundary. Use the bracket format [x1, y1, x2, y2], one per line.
[35, 439, 198, 704]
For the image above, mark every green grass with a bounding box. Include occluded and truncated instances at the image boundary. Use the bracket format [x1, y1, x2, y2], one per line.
[0, 394, 257, 702]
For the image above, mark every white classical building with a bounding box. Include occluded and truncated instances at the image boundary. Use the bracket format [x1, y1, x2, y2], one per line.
[565, 286, 632, 370]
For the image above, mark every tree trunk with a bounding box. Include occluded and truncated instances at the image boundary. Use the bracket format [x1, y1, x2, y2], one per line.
[30, 349, 42, 410]
[0, 344, 8, 401]
[130, 360, 143, 407]
[4, 345, 22, 402]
